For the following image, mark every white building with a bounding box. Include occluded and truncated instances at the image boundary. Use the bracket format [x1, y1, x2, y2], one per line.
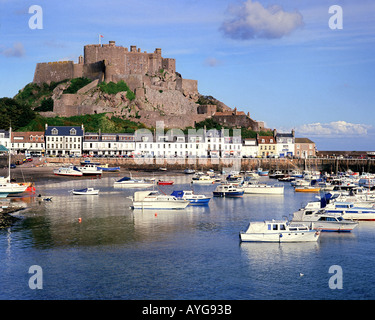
[242, 138, 258, 158]
[0, 130, 10, 150]
[134, 128, 242, 159]
[276, 130, 295, 158]
[45, 125, 83, 156]
[82, 132, 135, 156]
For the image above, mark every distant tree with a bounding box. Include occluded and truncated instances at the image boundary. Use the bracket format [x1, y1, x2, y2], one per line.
[0, 98, 36, 130]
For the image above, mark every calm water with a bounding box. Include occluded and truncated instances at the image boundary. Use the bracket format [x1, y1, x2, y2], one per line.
[1, 175, 375, 300]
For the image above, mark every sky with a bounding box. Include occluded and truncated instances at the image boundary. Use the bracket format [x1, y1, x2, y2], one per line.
[0, 0, 374, 151]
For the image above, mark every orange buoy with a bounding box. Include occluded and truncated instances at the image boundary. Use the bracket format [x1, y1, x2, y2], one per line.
[78, 218, 82, 223]
[154, 213, 157, 217]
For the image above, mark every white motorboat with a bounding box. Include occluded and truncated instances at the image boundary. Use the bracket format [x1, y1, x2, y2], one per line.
[70, 187, 99, 195]
[54, 165, 83, 177]
[324, 202, 375, 221]
[213, 184, 244, 197]
[240, 220, 320, 242]
[291, 208, 358, 232]
[191, 175, 215, 184]
[184, 168, 195, 174]
[114, 176, 154, 188]
[131, 191, 189, 210]
[243, 182, 284, 195]
[170, 190, 211, 205]
[291, 179, 310, 187]
[78, 164, 102, 175]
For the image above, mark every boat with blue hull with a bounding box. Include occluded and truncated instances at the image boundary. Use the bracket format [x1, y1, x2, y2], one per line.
[171, 190, 211, 205]
[213, 184, 244, 197]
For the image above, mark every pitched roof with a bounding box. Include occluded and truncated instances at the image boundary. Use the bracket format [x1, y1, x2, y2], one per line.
[295, 138, 315, 144]
[45, 126, 83, 136]
[257, 136, 276, 144]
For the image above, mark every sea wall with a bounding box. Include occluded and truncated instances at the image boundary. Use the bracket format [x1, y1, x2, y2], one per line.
[43, 157, 375, 173]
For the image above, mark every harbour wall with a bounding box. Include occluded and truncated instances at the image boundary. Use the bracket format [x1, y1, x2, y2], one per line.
[41, 157, 375, 173]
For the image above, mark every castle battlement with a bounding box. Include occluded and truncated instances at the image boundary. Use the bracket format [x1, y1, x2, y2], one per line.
[33, 41, 177, 86]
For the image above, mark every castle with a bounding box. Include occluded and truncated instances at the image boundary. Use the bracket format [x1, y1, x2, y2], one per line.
[33, 41, 197, 97]
[32, 41, 265, 130]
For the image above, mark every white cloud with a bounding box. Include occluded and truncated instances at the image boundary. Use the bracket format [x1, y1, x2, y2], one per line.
[296, 121, 372, 137]
[220, 0, 304, 40]
[204, 57, 223, 67]
[0, 42, 25, 57]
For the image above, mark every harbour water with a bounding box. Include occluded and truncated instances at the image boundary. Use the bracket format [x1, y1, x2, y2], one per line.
[1, 174, 375, 300]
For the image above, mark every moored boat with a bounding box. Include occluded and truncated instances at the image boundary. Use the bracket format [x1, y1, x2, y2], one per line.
[291, 208, 358, 232]
[213, 184, 244, 197]
[157, 180, 174, 185]
[324, 202, 375, 221]
[243, 182, 284, 195]
[170, 190, 211, 205]
[53, 165, 83, 177]
[240, 220, 320, 242]
[257, 168, 269, 176]
[191, 175, 215, 184]
[294, 186, 321, 193]
[0, 182, 27, 197]
[131, 191, 189, 210]
[97, 164, 121, 172]
[114, 176, 154, 188]
[70, 187, 100, 195]
[78, 164, 102, 176]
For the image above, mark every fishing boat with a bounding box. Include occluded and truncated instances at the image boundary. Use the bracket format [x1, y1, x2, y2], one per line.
[131, 190, 189, 210]
[170, 190, 211, 205]
[291, 208, 358, 232]
[70, 187, 99, 195]
[54, 165, 83, 177]
[191, 175, 215, 184]
[78, 164, 102, 176]
[97, 164, 121, 172]
[243, 182, 284, 195]
[157, 180, 174, 185]
[213, 184, 244, 197]
[240, 220, 320, 242]
[114, 176, 154, 188]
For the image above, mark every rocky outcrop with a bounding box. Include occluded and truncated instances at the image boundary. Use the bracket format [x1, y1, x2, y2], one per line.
[48, 75, 209, 128]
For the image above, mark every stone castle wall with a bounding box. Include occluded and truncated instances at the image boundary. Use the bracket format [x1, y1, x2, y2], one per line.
[33, 61, 75, 84]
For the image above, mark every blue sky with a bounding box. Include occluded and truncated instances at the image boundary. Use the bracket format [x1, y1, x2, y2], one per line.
[0, 0, 374, 151]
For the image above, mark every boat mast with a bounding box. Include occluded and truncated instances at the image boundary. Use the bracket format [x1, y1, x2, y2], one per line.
[7, 126, 11, 182]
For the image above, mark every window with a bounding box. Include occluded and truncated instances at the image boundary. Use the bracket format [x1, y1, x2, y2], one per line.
[273, 224, 278, 230]
[280, 224, 286, 230]
[70, 128, 76, 135]
[51, 128, 58, 135]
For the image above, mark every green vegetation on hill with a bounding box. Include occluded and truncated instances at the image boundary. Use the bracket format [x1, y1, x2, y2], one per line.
[14, 80, 67, 109]
[99, 80, 135, 101]
[17, 113, 146, 133]
[63, 77, 92, 94]
[0, 98, 36, 130]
